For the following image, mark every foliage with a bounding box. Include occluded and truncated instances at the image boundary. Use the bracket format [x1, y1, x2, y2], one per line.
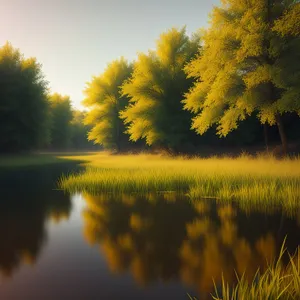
[83, 58, 133, 151]
[184, 0, 300, 151]
[273, 2, 300, 37]
[48, 93, 73, 149]
[0, 42, 49, 152]
[120, 27, 201, 151]
[1, 3, 300, 154]
[70, 110, 96, 150]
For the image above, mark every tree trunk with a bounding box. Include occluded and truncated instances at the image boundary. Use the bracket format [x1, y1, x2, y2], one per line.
[275, 114, 288, 156]
[116, 115, 121, 153]
[116, 128, 121, 153]
[263, 123, 269, 152]
[115, 141, 120, 153]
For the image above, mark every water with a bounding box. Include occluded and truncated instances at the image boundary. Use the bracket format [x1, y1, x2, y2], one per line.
[0, 165, 299, 300]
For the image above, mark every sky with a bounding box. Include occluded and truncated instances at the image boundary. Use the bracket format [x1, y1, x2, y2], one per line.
[0, 0, 220, 110]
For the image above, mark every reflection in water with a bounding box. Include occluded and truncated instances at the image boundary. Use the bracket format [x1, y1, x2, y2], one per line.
[83, 193, 196, 286]
[82, 193, 300, 298]
[0, 165, 75, 278]
[1, 165, 300, 300]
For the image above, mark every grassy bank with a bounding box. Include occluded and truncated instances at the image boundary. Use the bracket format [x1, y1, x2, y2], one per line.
[0, 152, 92, 168]
[58, 152, 300, 210]
[210, 245, 300, 300]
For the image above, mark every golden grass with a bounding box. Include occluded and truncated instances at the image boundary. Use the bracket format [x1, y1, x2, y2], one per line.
[211, 244, 300, 300]
[187, 242, 300, 300]
[58, 152, 300, 210]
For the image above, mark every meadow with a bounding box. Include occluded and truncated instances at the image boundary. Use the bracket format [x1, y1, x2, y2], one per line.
[58, 152, 300, 212]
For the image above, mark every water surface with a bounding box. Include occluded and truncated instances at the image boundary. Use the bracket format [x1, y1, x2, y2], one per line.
[0, 165, 299, 299]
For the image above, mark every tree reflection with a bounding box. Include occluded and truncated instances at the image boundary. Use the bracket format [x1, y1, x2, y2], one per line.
[82, 193, 300, 296]
[0, 166, 73, 277]
[83, 193, 196, 285]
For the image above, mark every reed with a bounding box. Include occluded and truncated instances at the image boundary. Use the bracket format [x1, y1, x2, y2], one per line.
[59, 153, 300, 210]
[212, 243, 300, 300]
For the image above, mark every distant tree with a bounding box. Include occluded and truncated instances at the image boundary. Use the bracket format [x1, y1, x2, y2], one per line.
[48, 93, 73, 149]
[184, 0, 300, 154]
[120, 27, 201, 152]
[70, 110, 96, 150]
[0, 42, 49, 152]
[83, 58, 133, 151]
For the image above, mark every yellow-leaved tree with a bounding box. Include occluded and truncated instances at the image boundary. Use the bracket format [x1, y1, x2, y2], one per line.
[120, 27, 201, 152]
[83, 58, 133, 151]
[184, 0, 300, 154]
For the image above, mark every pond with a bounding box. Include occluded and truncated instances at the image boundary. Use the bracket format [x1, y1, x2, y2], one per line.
[0, 164, 299, 299]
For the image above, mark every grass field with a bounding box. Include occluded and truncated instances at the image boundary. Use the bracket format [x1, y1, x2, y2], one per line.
[58, 152, 300, 211]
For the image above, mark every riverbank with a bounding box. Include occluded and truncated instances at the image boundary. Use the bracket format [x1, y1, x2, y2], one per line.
[0, 152, 93, 168]
[58, 152, 300, 212]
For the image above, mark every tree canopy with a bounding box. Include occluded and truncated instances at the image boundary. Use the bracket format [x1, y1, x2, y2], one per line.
[83, 58, 133, 151]
[120, 27, 201, 151]
[273, 1, 300, 36]
[1, 2, 300, 155]
[70, 110, 96, 150]
[183, 0, 300, 152]
[0, 43, 49, 152]
[48, 93, 73, 149]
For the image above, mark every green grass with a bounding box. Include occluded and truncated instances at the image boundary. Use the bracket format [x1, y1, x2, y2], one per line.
[58, 152, 300, 211]
[0, 152, 91, 168]
[59, 166, 196, 194]
[188, 175, 300, 214]
[211, 243, 300, 300]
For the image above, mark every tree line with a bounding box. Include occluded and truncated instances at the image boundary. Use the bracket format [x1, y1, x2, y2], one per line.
[0, 43, 95, 152]
[84, 0, 300, 154]
[1, 0, 299, 154]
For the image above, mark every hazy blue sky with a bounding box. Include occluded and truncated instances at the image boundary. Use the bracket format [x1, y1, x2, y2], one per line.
[0, 0, 220, 109]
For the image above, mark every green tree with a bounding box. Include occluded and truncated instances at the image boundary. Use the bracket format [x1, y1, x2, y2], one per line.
[184, 0, 300, 154]
[83, 58, 133, 151]
[48, 93, 73, 149]
[70, 110, 96, 150]
[0, 42, 49, 152]
[120, 27, 201, 152]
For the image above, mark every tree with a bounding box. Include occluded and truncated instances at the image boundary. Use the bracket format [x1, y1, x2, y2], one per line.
[48, 93, 73, 149]
[184, 0, 300, 154]
[0, 42, 49, 152]
[70, 110, 96, 150]
[273, 2, 300, 37]
[120, 27, 201, 152]
[83, 58, 133, 151]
